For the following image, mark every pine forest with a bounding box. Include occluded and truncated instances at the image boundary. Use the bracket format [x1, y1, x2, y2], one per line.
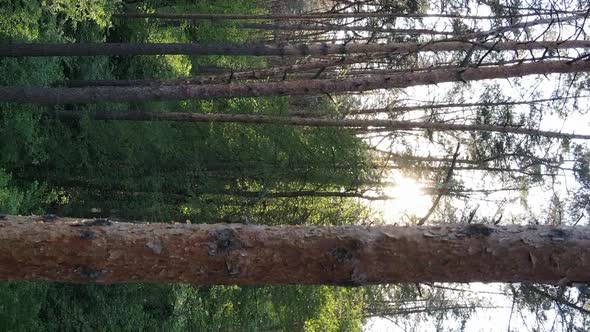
[1, 0, 590, 330]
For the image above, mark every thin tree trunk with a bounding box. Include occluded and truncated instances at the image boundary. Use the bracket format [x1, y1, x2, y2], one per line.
[112, 11, 582, 21]
[339, 97, 586, 116]
[461, 14, 584, 40]
[424, 283, 507, 295]
[62, 58, 572, 88]
[63, 54, 382, 87]
[0, 215, 589, 284]
[234, 22, 454, 35]
[477, 1, 585, 15]
[363, 305, 498, 318]
[52, 110, 590, 140]
[50, 180, 465, 202]
[264, 14, 581, 44]
[521, 284, 590, 314]
[373, 152, 564, 168]
[4, 60, 590, 104]
[203, 162, 567, 176]
[2, 40, 588, 57]
[370, 164, 569, 176]
[62, 69, 336, 87]
[187, 190, 396, 200]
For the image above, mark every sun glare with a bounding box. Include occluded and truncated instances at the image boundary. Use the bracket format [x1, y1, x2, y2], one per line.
[378, 176, 432, 223]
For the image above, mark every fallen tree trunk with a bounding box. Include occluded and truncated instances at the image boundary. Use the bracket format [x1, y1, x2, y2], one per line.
[0, 215, 588, 285]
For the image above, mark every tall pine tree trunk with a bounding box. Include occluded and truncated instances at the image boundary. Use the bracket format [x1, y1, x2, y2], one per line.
[234, 22, 453, 35]
[0, 215, 588, 284]
[1, 40, 588, 57]
[53, 111, 590, 140]
[112, 11, 576, 20]
[2, 60, 589, 104]
[336, 97, 581, 116]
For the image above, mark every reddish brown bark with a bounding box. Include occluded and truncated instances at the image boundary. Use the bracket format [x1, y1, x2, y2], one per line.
[3, 60, 590, 104]
[0, 215, 589, 285]
[1, 40, 588, 57]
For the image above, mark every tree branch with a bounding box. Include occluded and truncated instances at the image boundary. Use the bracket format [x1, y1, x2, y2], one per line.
[418, 143, 461, 225]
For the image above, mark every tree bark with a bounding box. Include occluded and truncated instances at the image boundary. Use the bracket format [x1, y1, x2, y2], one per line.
[0, 215, 589, 285]
[234, 22, 454, 35]
[61, 55, 402, 88]
[112, 11, 581, 21]
[53, 110, 590, 140]
[1, 40, 588, 57]
[462, 14, 583, 40]
[3, 60, 590, 104]
[63, 54, 380, 87]
[339, 97, 585, 116]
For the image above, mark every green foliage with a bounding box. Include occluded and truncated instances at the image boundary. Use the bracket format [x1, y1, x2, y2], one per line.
[38, 283, 174, 331]
[47, 0, 121, 29]
[0, 282, 176, 332]
[0, 0, 46, 42]
[0, 281, 48, 332]
[0, 0, 368, 330]
[0, 169, 57, 215]
[0, 109, 48, 169]
[169, 285, 363, 332]
[0, 0, 120, 43]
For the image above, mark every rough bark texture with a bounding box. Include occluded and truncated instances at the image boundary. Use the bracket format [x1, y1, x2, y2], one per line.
[0, 215, 589, 285]
[1, 40, 588, 57]
[3, 60, 590, 104]
[54, 111, 590, 140]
